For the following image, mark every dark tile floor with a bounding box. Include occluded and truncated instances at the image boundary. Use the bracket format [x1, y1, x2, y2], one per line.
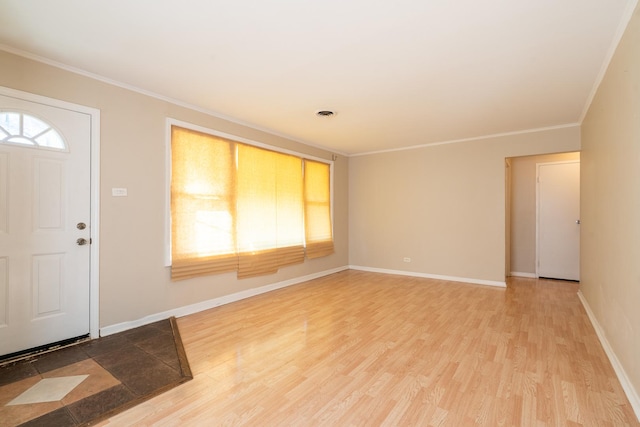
[0, 318, 192, 426]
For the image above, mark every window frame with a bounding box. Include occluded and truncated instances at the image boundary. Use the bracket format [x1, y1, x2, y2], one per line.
[164, 118, 334, 268]
[0, 110, 69, 152]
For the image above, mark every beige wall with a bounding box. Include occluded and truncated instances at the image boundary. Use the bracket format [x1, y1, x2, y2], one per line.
[581, 5, 640, 403]
[509, 152, 580, 276]
[0, 50, 349, 328]
[349, 127, 580, 283]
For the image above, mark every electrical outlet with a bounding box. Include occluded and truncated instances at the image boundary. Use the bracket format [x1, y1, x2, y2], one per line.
[112, 188, 128, 197]
[403, 257, 411, 263]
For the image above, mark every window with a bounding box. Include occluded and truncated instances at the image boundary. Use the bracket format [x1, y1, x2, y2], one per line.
[0, 112, 66, 150]
[170, 124, 333, 280]
[304, 159, 334, 259]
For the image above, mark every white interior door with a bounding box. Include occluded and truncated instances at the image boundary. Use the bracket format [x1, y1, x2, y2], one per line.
[537, 161, 580, 281]
[0, 94, 92, 357]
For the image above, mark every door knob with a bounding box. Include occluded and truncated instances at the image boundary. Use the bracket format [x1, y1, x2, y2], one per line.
[77, 238, 88, 246]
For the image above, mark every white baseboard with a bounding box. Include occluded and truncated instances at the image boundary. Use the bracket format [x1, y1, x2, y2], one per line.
[510, 271, 537, 278]
[578, 290, 640, 420]
[100, 264, 506, 337]
[349, 265, 506, 288]
[100, 265, 349, 337]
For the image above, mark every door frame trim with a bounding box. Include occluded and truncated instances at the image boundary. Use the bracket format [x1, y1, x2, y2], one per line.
[535, 159, 580, 279]
[0, 85, 100, 339]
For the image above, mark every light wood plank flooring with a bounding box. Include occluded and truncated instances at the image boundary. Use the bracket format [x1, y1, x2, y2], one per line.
[96, 270, 639, 426]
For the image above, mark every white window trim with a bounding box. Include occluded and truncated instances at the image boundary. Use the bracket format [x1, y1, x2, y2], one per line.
[164, 117, 334, 267]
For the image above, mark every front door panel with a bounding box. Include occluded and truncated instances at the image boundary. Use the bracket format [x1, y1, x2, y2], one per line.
[0, 94, 91, 356]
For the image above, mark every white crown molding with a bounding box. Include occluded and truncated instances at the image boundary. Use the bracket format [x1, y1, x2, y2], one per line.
[351, 123, 581, 157]
[0, 44, 349, 158]
[1, 44, 586, 159]
[579, 0, 639, 123]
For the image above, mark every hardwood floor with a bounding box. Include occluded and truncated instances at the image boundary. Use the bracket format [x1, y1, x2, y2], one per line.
[96, 270, 639, 426]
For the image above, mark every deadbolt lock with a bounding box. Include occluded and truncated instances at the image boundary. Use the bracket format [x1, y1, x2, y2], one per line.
[77, 222, 86, 230]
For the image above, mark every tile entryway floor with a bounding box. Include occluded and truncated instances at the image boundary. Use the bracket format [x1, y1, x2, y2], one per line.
[0, 318, 192, 426]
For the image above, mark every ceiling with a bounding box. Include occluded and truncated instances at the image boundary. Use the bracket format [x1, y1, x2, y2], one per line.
[0, 0, 635, 155]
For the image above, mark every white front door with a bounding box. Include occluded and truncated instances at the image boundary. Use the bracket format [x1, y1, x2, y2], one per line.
[0, 94, 92, 357]
[537, 161, 580, 281]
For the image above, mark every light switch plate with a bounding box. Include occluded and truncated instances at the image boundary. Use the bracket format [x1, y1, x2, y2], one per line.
[112, 188, 128, 197]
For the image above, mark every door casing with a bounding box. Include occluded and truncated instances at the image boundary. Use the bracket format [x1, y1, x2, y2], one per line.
[0, 85, 100, 340]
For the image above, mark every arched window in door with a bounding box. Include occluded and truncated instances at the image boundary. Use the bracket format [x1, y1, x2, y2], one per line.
[0, 111, 67, 151]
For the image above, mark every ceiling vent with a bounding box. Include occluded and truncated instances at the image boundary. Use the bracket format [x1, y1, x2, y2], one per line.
[315, 110, 336, 117]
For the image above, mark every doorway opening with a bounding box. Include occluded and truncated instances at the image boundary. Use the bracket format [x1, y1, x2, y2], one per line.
[505, 152, 580, 281]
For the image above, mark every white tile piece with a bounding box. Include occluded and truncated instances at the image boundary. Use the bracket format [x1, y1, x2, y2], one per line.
[6, 375, 89, 405]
